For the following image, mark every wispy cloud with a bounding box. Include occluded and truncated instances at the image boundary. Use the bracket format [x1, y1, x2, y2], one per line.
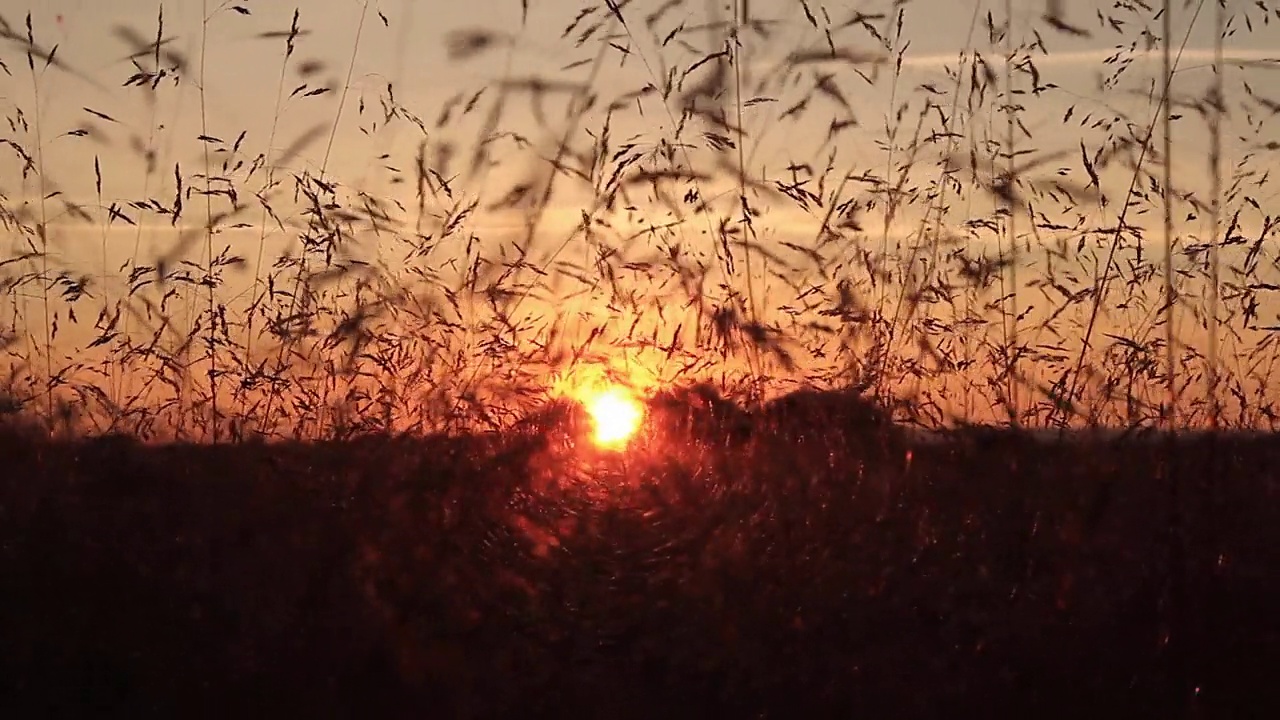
[897, 46, 1280, 70]
[747, 46, 1280, 85]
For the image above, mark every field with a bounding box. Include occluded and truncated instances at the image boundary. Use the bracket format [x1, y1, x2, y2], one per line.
[3, 0, 1280, 716]
[2, 402, 1278, 718]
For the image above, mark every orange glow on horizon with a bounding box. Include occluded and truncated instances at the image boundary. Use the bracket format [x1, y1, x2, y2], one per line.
[579, 385, 644, 450]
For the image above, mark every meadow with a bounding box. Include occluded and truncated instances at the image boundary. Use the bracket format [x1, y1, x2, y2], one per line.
[1, 0, 1278, 716]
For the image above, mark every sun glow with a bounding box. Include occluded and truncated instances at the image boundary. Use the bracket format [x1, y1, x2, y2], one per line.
[580, 385, 645, 449]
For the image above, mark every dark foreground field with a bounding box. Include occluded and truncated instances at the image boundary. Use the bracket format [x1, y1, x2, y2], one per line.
[1, 394, 1277, 719]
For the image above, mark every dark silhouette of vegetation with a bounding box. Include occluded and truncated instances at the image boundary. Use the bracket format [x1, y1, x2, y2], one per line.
[1, 0, 1278, 716]
[1, 396, 1277, 718]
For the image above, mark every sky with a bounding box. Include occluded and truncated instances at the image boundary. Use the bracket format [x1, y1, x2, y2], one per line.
[4, 1, 1276, 235]
[2, 0, 1280, 426]
[9, 1, 1279, 191]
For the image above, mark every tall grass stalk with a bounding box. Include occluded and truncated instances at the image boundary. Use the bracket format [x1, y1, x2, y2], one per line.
[1208, 0, 1224, 432]
[1162, 0, 1178, 429]
[198, 0, 218, 442]
[731, 0, 761, 381]
[1003, 0, 1018, 424]
[25, 13, 54, 429]
[245, 10, 300, 363]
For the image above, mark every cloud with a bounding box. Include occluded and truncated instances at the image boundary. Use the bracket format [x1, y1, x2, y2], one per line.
[745, 46, 1280, 86]
[896, 46, 1280, 70]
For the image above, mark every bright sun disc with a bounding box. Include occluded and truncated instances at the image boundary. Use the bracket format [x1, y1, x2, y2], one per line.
[581, 385, 644, 449]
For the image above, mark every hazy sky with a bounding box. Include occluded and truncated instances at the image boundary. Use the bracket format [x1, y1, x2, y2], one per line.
[2, 0, 1279, 429]
[4, 0, 1280, 347]
[11, 0, 1280, 205]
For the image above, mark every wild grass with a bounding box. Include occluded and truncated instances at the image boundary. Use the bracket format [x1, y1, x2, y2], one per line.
[1, 5, 1278, 716]
[0, 0, 1278, 441]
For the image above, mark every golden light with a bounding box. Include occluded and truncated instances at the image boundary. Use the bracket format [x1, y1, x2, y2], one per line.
[580, 384, 644, 449]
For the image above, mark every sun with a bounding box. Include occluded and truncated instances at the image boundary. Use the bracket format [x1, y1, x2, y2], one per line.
[580, 384, 644, 449]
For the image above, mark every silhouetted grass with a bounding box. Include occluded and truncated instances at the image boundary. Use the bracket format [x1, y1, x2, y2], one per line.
[1, 398, 1277, 718]
[2, 1, 1279, 717]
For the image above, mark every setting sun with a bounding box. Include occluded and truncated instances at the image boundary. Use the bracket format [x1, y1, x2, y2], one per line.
[581, 385, 645, 450]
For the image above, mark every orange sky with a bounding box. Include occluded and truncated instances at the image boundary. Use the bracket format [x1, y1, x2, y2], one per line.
[2, 0, 1279, 432]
